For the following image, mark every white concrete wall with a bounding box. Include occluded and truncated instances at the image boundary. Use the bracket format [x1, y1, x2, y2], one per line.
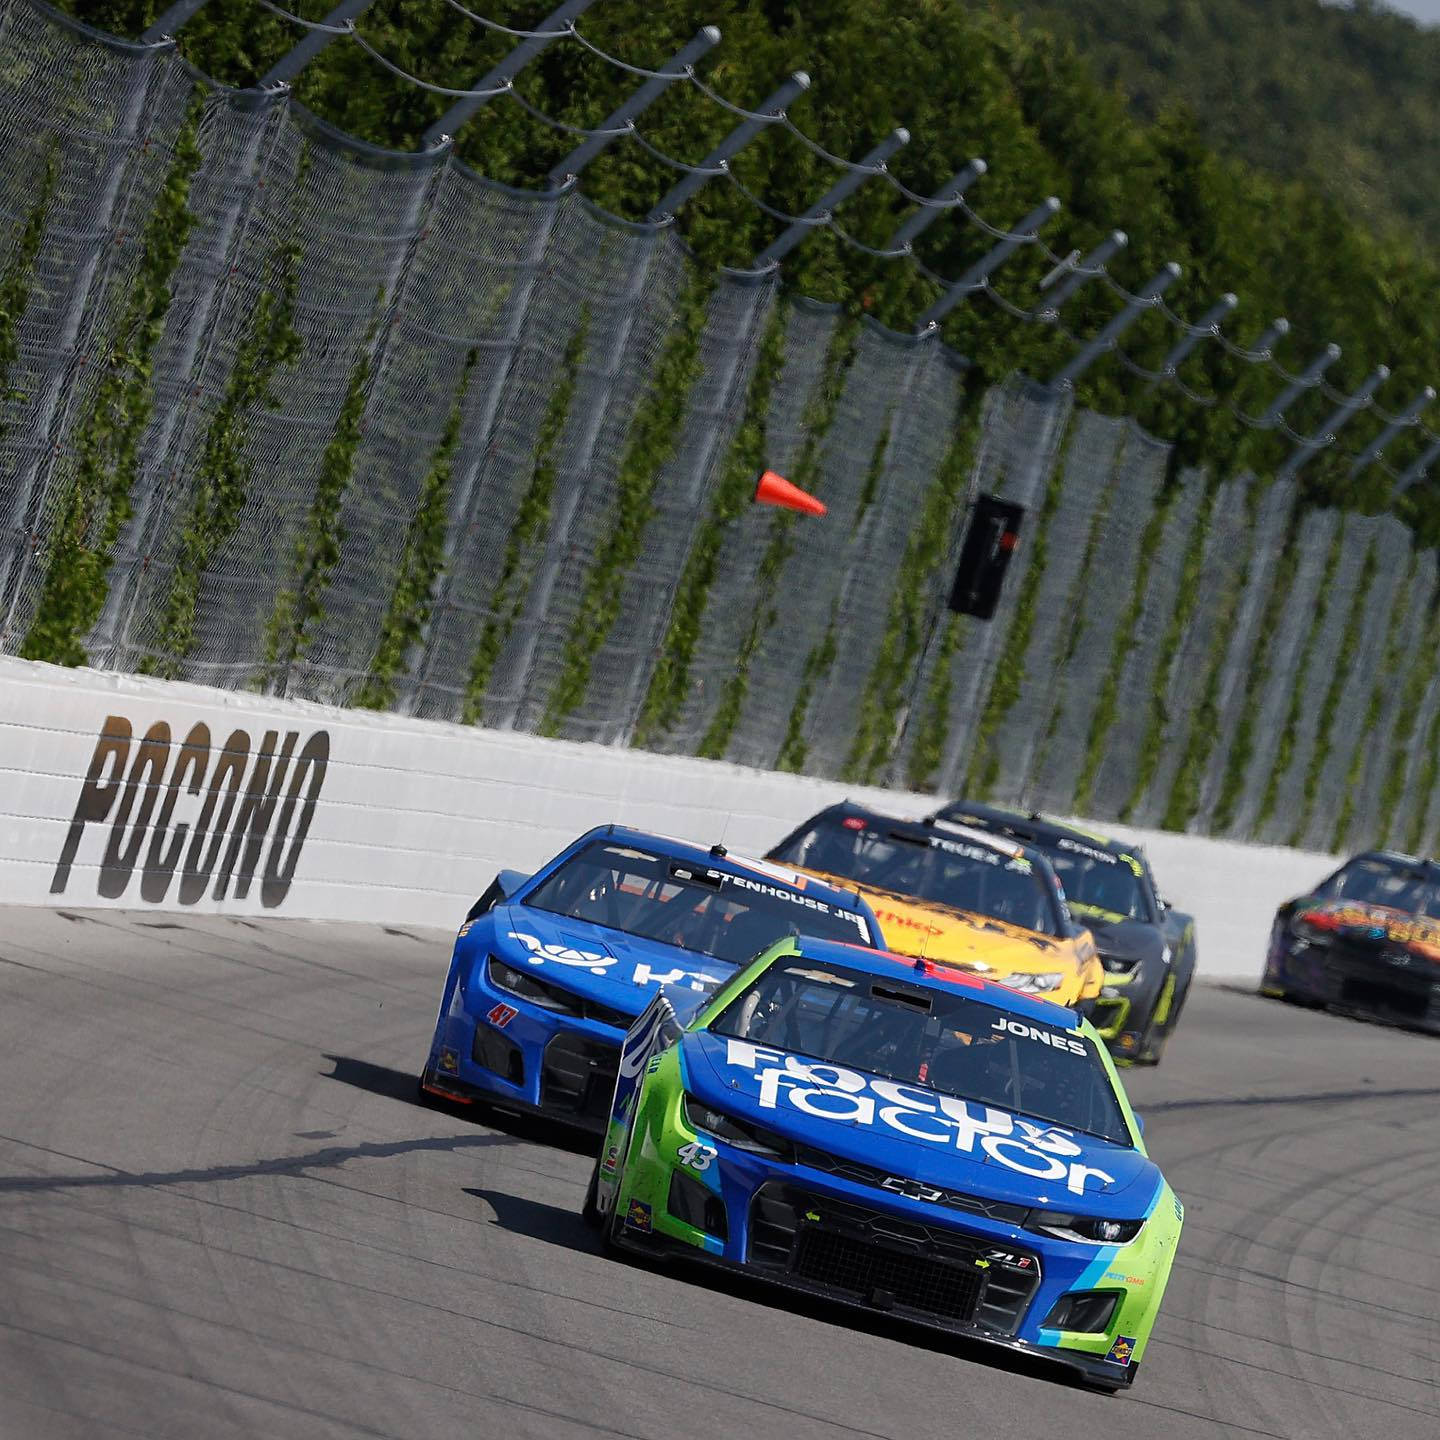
[0, 657, 1335, 977]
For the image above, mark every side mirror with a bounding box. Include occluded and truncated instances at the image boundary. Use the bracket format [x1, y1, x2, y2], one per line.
[1156, 893, 1171, 912]
[1132, 1112, 1146, 1137]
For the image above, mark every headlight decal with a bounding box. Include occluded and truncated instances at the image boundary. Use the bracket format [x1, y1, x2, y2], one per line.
[1027, 1209, 1144, 1245]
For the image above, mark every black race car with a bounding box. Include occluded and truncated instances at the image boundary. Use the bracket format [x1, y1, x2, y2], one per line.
[928, 802, 1197, 1065]
[1262, 850, 1440, 1033]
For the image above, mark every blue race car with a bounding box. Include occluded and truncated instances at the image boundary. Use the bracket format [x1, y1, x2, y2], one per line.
[586, 935, 1183, 1391]
[420, 825, 880, 1129]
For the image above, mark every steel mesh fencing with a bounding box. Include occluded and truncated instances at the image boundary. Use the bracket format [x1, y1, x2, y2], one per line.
[652, 299, 841, 756]
[4, 0, 1433, 852]
[0, 4, 192, 650]
[1026, 421, 1170, 815]
[1256, 512, 1375, 846]
[561, 273, 778, 747]
[933, 377, 1074, 797]
[1300, 514, 1410, 852]
[1349, 543, 1435, 851]
[403, 178, 597, 723]
[1193, 477, 1296, 832]
[982, 408, 1128, 807]
[1228, 505, 1340, 838]
[1128, 475, 1252, 829]
[794, 329, 961, 783]
[1085, 464, 1209, 821]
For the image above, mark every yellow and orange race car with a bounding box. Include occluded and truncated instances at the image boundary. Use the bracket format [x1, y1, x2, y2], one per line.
[766, 803, 1102, 1010]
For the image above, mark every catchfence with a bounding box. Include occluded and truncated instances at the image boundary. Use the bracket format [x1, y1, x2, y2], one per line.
[2, 0, 1437, 853]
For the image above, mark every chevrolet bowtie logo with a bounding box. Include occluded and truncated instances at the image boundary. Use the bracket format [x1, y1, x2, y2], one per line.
[880, 1176, 945, 1202]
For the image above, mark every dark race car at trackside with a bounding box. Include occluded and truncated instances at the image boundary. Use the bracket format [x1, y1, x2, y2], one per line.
[420, 825, 881, 1129]
[928, 802, 1197, 1066]
[1262, 850, 1440, 1033]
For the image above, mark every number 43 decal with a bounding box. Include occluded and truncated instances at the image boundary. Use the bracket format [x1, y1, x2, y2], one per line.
[676, 1142, 717, 1172]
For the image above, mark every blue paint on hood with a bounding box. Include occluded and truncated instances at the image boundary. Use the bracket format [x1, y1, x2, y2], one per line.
[681, 1029, 1161, 1215]
[473, 902, 735, 1017]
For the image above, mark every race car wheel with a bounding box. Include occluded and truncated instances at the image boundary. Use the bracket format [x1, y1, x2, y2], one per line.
[581, 1163, 604, 1231]
[1084, 1365, 1138, 1395]
[1134, 975, 1178, 1066]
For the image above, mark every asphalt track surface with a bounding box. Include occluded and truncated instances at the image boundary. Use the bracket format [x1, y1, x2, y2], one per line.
[1, 908, 1437, 1440]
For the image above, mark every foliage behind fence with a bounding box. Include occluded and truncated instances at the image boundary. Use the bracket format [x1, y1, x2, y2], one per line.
[2, 0, 1437, 850]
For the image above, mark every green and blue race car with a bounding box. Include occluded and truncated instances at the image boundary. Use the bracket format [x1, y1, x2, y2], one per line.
[584, 934, 1183, 1391]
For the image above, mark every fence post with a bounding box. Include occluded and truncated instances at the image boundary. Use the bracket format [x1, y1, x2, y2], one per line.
[1392, 434, 1440, 499]
[1279, 366, 1391, 479]
[1152, 292, 1237, 379]
[548, 26, 722, 188]
[1034, 230, 1128, 318]
[885, 158, 986, 251]
[1349, 385, 1435, 478]
[648, 71, 810, 222]
[421, 0, 600, 147]
[914, 196, 1061, 331]
[752, 129, 911, 269]
[1258, 343, 1340, 427]
[1050, 262, 1181, 389]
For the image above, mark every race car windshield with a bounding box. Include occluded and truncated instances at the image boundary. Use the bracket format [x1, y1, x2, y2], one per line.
[1319, 856, 1440, 918]
[771, 816, 1061, 935]
[712, 961, 1131, 1144]
[524, 842, 872, 965]
[1042, 846, 1149, 922]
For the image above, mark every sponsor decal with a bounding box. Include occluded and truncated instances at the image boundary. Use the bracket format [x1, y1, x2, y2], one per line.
[485, 1003, 519, 1029]
[506, 930, 721, 992]
[1296, 902, 1440, 958]
[625, 1198, 653, 1233]
[1056, 836, 1118, 866]
[508, 930, 616, 974]
[1106, 1335, 1137, 1366]
[50, 716, 329, 908]
[437, 1048, 459, 1074]
[989, 1016, 1088, 1056]
[723, 1040, 1117, 1196]
[601, 1144, 620, 1175]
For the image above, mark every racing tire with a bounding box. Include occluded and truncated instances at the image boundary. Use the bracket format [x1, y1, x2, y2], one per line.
[1079, 1363, 1138, 1395]
[1134, 973, 1180, 1067]
[581, 1163, 604, 1231]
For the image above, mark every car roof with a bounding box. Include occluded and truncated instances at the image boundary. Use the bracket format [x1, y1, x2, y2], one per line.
[933, 800, 1143, 864]
[1345, 849, 1440, 878]
[772, 934, 1083, 1030]
[809, 801, 1061, 876]
[579, 824, 871, 913]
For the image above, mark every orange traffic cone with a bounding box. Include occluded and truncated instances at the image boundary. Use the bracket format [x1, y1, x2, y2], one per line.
[754, 469, 826, 517]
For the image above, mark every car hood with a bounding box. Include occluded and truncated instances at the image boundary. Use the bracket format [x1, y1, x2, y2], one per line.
[1289, 896, 1440, 965]
[487, 903, 736, 1014]
[681, 1030, 1159, 1212]
[796, 869, 1078, 979]
[1070, 912, 1164, 961]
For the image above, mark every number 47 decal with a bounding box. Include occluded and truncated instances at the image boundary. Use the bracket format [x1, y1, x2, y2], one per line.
[677, 1142, 717, 1172]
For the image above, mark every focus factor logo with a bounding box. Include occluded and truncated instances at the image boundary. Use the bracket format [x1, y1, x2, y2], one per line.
[50, 715, 329, 908]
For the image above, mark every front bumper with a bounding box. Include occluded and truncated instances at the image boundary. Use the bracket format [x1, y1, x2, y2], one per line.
[1086, 962, 1167, 1061]
[612, 1095, 1152, 1387]
[424, 970, 628, 1130]
[1264, 931, 1440, 1033]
